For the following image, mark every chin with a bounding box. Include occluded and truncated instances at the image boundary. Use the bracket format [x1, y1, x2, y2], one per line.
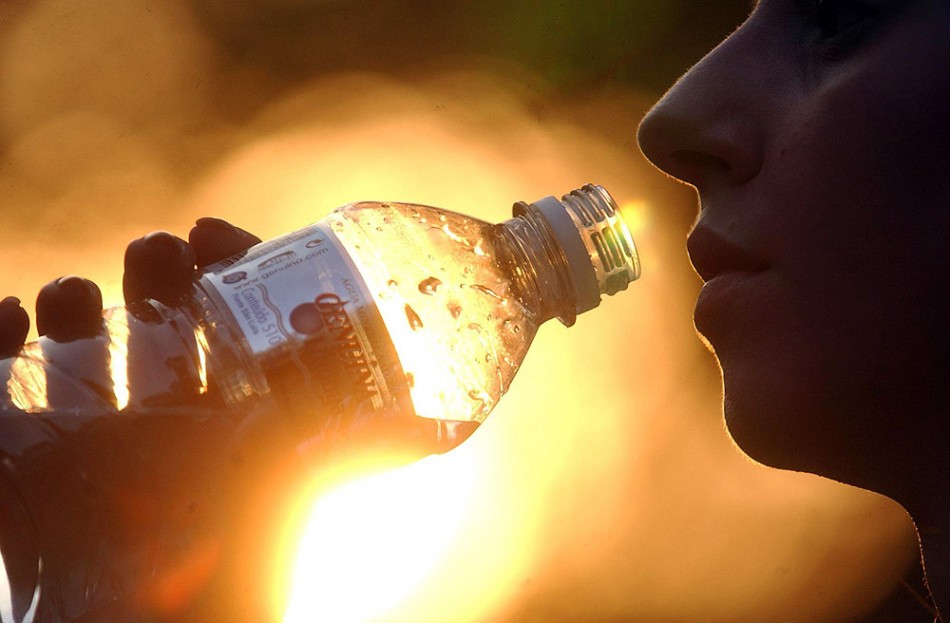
[722, 390, 809, 472]
[719, 368, 864, 482]
[721, 369, 917, 511]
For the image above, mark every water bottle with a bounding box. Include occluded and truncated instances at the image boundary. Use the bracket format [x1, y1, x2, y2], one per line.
[0, 183, 639, 622]
[3, 183, 640, 453]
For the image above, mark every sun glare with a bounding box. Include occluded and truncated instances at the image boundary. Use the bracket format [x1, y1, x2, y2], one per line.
[181, 86, 652, 623]
[282, 451, 479, 623]
[0, 4, 921, 622]
[618, 200, 650, 238]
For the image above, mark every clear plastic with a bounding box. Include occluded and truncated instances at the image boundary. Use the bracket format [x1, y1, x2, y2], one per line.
[1, 184, 639, 445]
[325, 202, 550, 424]
[200, 185, 638, 431]
[0, 184, 639, 622]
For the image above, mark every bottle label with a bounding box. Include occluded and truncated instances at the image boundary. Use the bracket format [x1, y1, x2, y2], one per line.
[200, 224, 412, 438]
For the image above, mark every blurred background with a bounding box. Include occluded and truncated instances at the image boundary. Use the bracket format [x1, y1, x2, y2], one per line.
[0, 1, 919, 621]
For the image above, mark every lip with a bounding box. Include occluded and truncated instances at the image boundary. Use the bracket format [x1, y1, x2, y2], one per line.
[686, 225, 770, 283]
[687, 225, 770, 338]
[694, 270, 774, 346]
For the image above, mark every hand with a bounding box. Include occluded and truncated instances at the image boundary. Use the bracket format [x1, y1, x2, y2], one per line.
[0, 218, 261, 353]
[0, 218, 266, 622]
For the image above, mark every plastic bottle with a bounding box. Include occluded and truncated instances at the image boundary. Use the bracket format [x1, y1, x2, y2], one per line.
[4, 183, 640, 453]
[0, 183, 639, 622]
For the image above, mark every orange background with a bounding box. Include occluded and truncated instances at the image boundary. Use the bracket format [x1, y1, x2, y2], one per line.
[0, 2, 916, 621]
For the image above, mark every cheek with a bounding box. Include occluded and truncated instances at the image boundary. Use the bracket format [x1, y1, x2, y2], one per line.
[759, 48, 950, 349]
[712, 9, 950, 469]
[717, 83, 950, 431]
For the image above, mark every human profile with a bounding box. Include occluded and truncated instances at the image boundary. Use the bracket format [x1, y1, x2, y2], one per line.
[637, 0, 950, 619]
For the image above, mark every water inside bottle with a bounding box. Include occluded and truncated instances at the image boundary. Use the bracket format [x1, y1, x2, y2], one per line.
[328, 203, 538, 424]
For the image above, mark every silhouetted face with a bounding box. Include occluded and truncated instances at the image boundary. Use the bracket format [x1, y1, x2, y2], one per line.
[637, 1, 950, 490]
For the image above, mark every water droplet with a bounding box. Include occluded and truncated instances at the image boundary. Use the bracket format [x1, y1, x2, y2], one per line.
[438, 212, 447, 222]
[467, 323, 482, 333]
[441, 223, 465, 243]
[513, 325, 521, 333]
[469, 284, 501, 299]
[376, 226, 383, 232]
[485, 354, 493, 362]
[387, 279, 398, 288]
[405, 304, 424, 330]
[405, 372, 415, 389]
[468, 389, 494, 416]
[418, 277, 442, 295]
[447, 302, 462, 319]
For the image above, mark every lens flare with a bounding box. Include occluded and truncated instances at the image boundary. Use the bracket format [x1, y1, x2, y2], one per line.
[618, 200, 650, 239]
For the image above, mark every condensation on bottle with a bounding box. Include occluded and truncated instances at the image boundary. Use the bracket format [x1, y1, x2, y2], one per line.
[0, 184, 639, 621]
[2, 183, 639, 456]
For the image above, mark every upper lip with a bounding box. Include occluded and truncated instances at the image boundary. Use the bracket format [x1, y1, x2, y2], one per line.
[686, 225, 770, 282]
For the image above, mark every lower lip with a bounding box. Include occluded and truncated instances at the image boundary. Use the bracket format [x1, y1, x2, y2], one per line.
[694, 271, 767, 337]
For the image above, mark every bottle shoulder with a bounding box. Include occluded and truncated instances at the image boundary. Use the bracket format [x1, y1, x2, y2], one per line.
[327, 202, 537, 423]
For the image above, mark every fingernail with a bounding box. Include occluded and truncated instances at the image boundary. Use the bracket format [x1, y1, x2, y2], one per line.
[0, 297, 29, 357]
[123, 232, 196, 307]
[36, 276, 103, 342]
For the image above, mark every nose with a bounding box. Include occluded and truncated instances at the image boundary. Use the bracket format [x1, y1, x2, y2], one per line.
[637, 22, 767, 191]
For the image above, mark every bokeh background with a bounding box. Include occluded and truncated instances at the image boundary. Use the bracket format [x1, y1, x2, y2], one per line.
[0, 1, 919, 621]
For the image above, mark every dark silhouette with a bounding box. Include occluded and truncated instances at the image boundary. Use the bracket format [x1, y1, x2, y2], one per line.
[638, 0, 950, 620]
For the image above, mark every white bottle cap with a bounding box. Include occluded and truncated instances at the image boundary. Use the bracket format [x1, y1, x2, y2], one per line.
[516, 184, 640, 317]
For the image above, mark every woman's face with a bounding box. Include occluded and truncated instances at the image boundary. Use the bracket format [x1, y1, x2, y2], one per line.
[637, 0, 950, 489]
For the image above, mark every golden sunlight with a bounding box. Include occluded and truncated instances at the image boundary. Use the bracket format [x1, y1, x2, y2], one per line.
[105, 309, 131, 410]
[618, 200, 650, 239]
[0, 8, 918, 615]
[7, 343, 49, 413]
[283, 452, 479, 623]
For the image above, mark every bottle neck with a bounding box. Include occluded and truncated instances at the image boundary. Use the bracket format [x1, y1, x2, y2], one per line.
[499, 211, 578, 326]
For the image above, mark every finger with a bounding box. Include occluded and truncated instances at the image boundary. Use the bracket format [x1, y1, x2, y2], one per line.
[189, 218, 262, 268]
[123, 231, 197, 307]
[0, 297, 30, 357]
[36, 276, 103, 342]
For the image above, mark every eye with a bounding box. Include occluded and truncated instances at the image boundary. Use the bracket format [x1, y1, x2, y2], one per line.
[809, 0, 890, 60]
[814, 0, 880, 41]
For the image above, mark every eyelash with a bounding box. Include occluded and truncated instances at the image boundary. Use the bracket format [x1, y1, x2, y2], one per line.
[811, 0, 883, 58]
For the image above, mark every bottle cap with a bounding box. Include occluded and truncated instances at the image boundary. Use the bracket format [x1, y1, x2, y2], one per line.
[515, 184, 640, 317]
